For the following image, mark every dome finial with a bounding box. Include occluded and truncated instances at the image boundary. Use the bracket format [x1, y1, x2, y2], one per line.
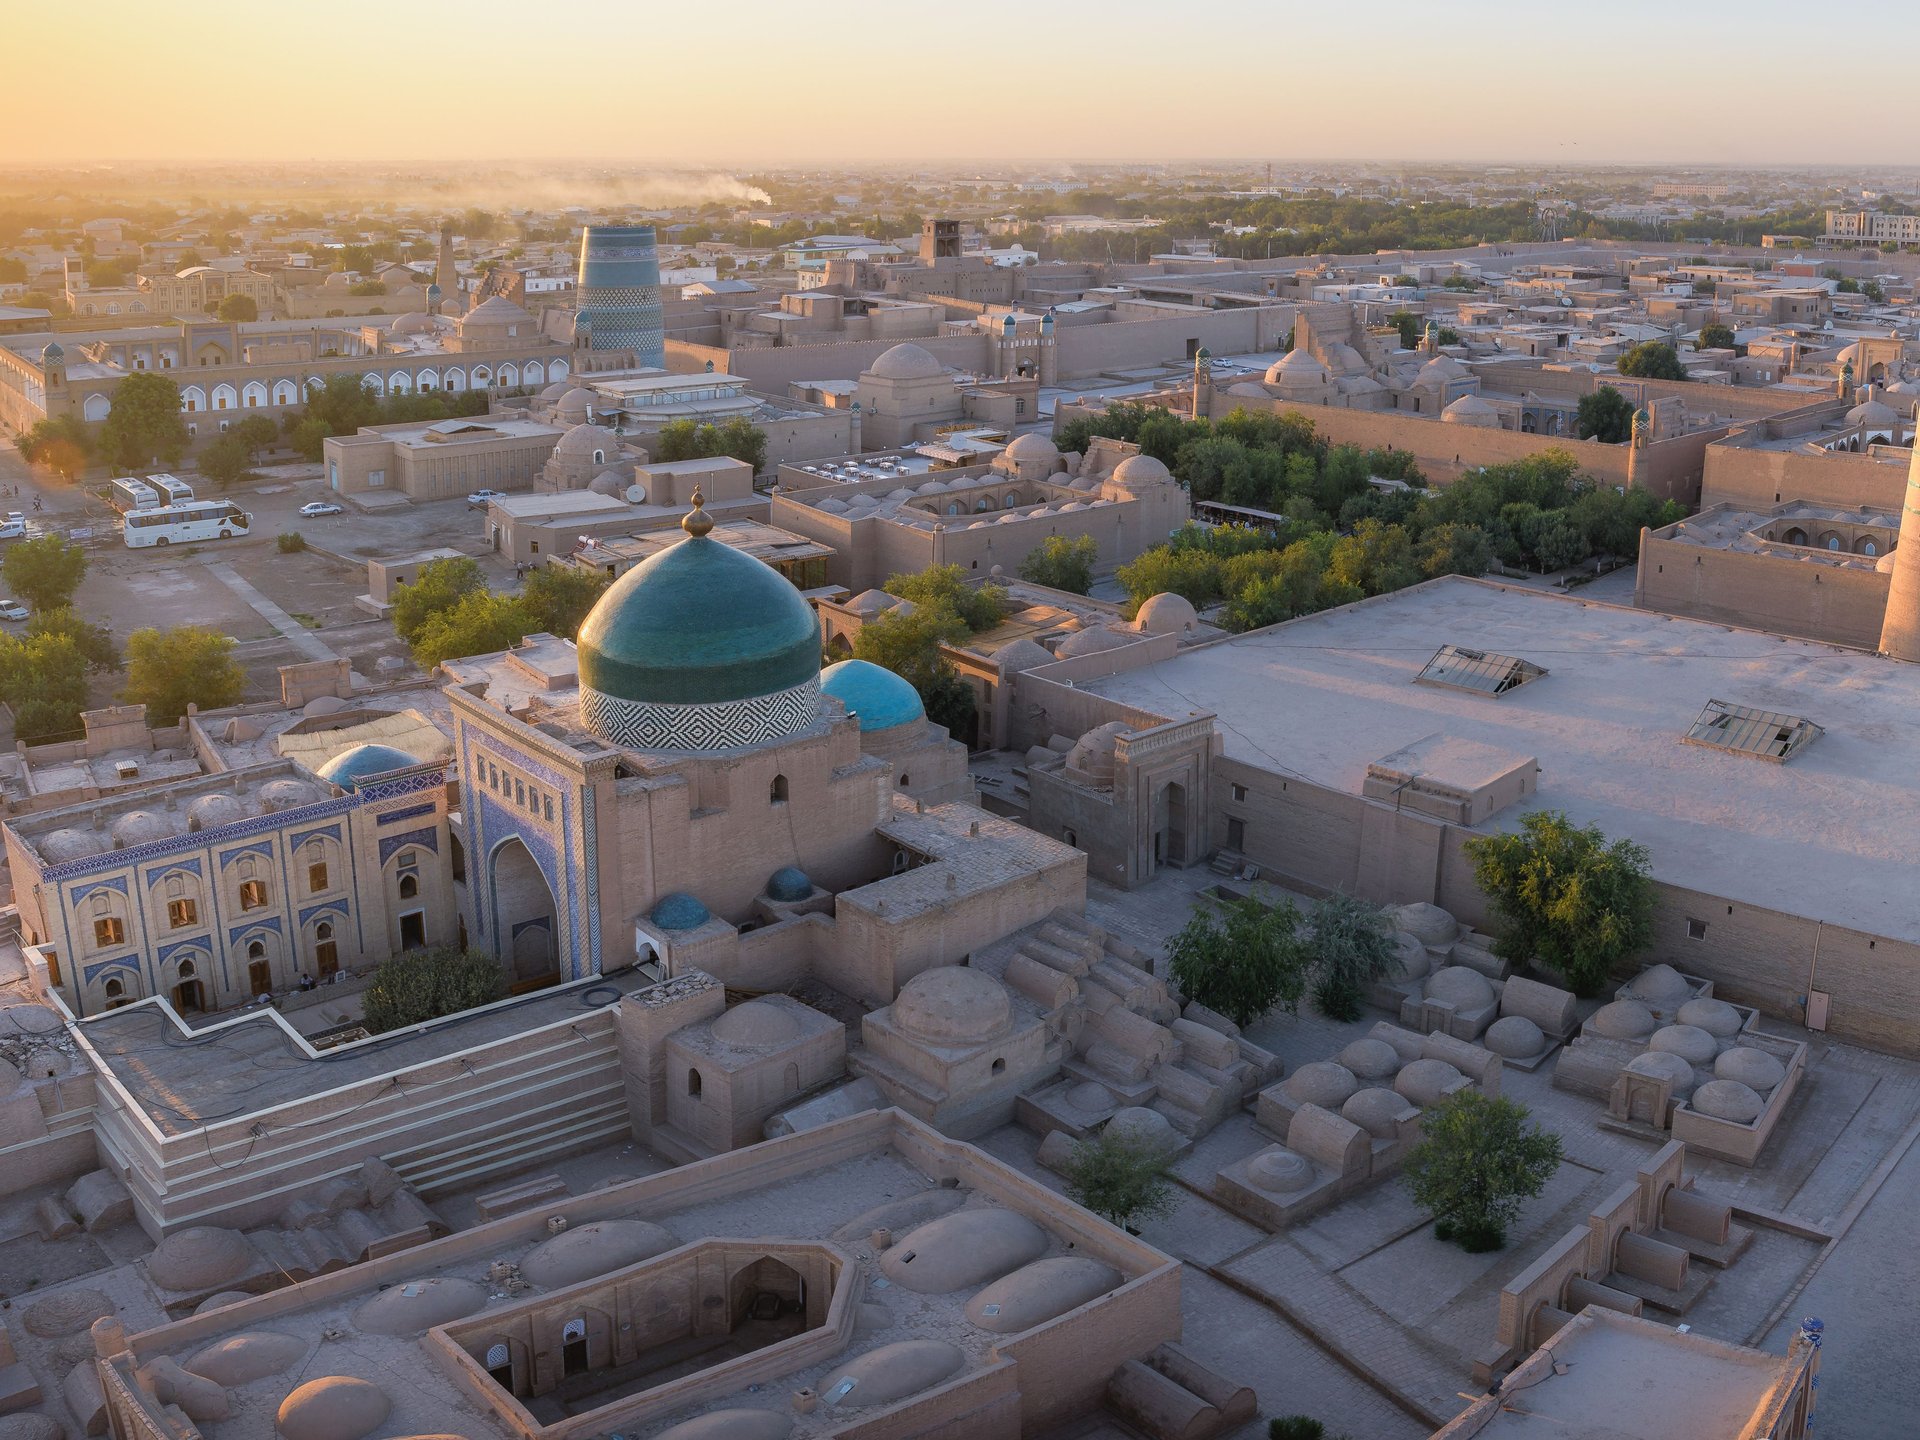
[682, 486, 713, 537]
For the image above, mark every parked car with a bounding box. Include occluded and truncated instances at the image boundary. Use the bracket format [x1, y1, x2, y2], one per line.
[466, 489, 505, 509]
[0, 600, 29, 622]
[298, 501, 344, 518]
[0, 514, 26, 541]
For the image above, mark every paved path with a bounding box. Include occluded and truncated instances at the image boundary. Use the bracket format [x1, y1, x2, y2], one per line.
[199, 557, 337, 663]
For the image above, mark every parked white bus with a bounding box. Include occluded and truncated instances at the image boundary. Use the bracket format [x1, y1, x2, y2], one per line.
[149, 474, 195, 505]
[122, 501, 252, 548]
[108, 477, 161, 513]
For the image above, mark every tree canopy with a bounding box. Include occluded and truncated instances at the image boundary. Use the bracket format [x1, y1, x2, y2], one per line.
[650, 416, 768, 473]
[1019, 534, 1100, 594]
[883, 563, 1007, 631]
[215, 293, 258, 322]
[390, 556, 485, 641]
[361, 945, 506, 1033]
[0, 632, 93, 742]
[850, 604, 974, 737]
[3, 535, 87, 611]
[1574, 384, 1635, 444]
[1463, 809, 1655, 996]
[1695, 322, 1737, 353]
[409, 590, 532, 670]
[520, 563, 610, 639]
[122, 626, 245, 724]
[14, 415, 92, 480]
[99, 372, 189, 470]
[1307, 893, 1402, 1021]
[1165, 893, 1313, 1027]
[1616, 341, 1687, 381]
[1403, 1091, 1563, 1251]
[1058, 1127, 1178, 1230]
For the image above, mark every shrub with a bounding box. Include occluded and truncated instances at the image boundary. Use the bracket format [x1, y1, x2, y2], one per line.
[360, 945, 506, 1033]
[1269, 1420, 1326, 1440]
[1058, 1127, 1177, 1230]
[276, 532, 307, 554]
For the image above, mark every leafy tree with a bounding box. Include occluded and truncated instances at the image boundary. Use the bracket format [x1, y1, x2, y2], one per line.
[1386, 310, 1422, 349]
[1307, 893, 1401, 1021]
[99, 372, 189, 469]
[0, 632, 92, 742]
[409, 591, 532, 670]
[1403, 1091, 1563, 1251]
[851, 603, 975, 736]
[27, 607, 117, 672]
[1694, 322, 1736, 353]
[361, 944, 506, 1033]
[1118, 545, 1227, 611]
[1058, 1127, 1178, 1230]
[390, 555, 484, 642]
[883, 563, 1006, 631]
[1615, 342, 1687, 381]
[650, 416, 768, 473]
[1327, 519, 1420, 597]
[123, 625, 245, 723]
[521, 563, 610, 639]
[15, 415, 95, 480]
[215, 293, 258, 322]
[1862, 279, 1885, 303]
[198, 432, 257, 489]
[1463, 809, 1655, 996]
[2, 535, 87, 611]
[347, 280, 388, 296]
[1018, 534, 1100, 594]
[1574, 384, 1635, 443]
[1165, 893, 1312, 1027]
[1532, 512, 1590, 573]
[1416, 522, 1495, 579]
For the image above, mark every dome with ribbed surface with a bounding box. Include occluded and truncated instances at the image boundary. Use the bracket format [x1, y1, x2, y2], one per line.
[316, 743, 420, 792]
[821, 659, 924, 733]
[575, 500, 822, 750]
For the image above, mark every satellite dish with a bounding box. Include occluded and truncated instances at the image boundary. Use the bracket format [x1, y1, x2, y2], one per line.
[625, 483, 648, 504]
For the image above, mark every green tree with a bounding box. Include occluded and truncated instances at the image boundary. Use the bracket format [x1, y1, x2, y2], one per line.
[122, 625, 245, 723]
[1616, 342, 1687, 381]
[390, 555, 485, 642]
[198, 432, 257, 489]
[14, 415, 93, 480]
[27, 607, 117, 672]
[409, 590, 532, 669]
[1018, 534, 1100, 594]
[215, 293, 258, 322]
[1403, 1091, 1563, 1251]
[1165, 894, 1312, 1027]
[1862, 279, 1885, 303]
[851, 603, 976, 736]
[360, 944, 506, 1033]
[1327, 519, 1420, 597]
[1386, 310, 1421, 349]
[286, 374, 381, 460]
[1307, 893, 1401, 1021]
[883, 563, 1007, 631]
[99, 371, 189, 469]
[1463, 810, 1655, 996]
[1058, 1127, 1178, 1230]
[1694, 322, 1736, 353]
[650, 416, 768, 473]
[0, 631, 93, 742]
[1532, 512, 1590, 573]
[2, 535, 87, 611]
[1574, 385, 1635, 443]
[520, 563, 610, 639]
[1416, 522, 1495, 579]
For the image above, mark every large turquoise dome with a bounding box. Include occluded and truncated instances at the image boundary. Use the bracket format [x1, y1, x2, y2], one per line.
[575, 500, 822, 751]
[821, 659, 924, 733]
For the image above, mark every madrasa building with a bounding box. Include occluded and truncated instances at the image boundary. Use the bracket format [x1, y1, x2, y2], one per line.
[442, 490, 1084, 1005]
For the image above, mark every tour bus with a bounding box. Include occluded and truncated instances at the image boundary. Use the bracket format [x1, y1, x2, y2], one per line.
[122, 501, 252, 548]
[108, 477, 161, 513]
[149, 474, 195, 505]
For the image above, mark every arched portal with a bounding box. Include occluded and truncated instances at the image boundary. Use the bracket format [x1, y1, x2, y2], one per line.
[491, 837, 558, 989]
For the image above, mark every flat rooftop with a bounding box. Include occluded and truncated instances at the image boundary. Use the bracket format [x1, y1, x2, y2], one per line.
[1455, 1309, 1803, 1439]
[1654, 501, 1896, 569]
[1076, 577, 1920, 942]
[78, 969, 659, 1134]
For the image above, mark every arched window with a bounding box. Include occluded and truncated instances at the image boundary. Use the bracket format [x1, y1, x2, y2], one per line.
[687, 1068, 703, 1097]
[178, 959, 195, 980]
[898, 773, 910, 788]
[248, 940, 265, 960]
[770, 774, 788, 804]
[104, 977, 126, 1006]
[399, 873, 419, 900]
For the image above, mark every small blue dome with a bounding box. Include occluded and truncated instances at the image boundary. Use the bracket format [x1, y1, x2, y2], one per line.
[766, 866, 812, 903]
[40, 341, 63, 364]
[650, 892, 711, 931]
[316, 743, 420, 792]
[820, 659, 924, 734]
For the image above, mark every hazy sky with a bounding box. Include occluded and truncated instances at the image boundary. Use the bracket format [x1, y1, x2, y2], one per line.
[7, 0, 1919, 168]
